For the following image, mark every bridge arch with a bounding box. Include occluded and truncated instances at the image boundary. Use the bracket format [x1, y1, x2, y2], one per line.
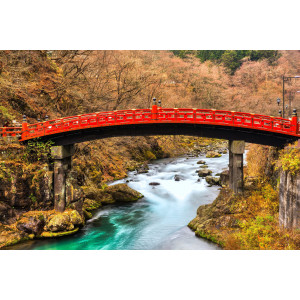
[15, 106, 300, 147]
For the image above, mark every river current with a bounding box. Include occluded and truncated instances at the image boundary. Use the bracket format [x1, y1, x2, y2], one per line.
[17, 152, 229, 250]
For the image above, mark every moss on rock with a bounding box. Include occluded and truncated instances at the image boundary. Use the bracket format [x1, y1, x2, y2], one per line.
[206, 151, 222, 158]
[40, 228, 79, 238]
[105, 184, 143, 202]
[83, 199, 102, 211]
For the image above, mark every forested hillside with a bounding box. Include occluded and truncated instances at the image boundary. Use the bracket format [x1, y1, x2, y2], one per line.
[1, 50, 300, 128]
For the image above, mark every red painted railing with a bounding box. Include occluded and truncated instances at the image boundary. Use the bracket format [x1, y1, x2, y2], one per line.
[0, 127, 22, 137]
[0, 107, 299, 142]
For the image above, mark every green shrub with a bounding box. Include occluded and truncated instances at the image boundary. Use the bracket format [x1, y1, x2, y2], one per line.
[277, 146, 300, 175]
[23, 139, 54, 163]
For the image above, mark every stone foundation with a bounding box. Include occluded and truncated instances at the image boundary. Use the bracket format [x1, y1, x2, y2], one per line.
[229, 140, 245, 194]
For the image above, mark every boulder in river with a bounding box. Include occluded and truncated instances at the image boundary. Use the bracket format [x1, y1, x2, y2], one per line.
[205, 176, 221, 186]
[198, 169, 212, 177]
[206, 151, 222, 158]
[82, 184, 143, 207]
[149, 182, 160, 186]
[174, 174, 184, 181]
[200, 165, 208, 169]
[197, 160, 206, 165]
[105, 184, 143, 202]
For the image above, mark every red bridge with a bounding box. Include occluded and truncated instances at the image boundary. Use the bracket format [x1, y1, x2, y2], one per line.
[1, 105, 299, 147]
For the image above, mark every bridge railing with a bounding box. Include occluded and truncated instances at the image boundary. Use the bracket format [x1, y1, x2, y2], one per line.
[157, 109, 298, 134]
[0, 127, 22, 137]
[3, 108, 299, 142]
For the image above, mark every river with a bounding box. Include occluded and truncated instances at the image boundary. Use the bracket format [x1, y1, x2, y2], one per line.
[16, 152, 229, 250]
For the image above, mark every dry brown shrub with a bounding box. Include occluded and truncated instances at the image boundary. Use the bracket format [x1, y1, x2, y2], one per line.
[245, 144, 268, 178]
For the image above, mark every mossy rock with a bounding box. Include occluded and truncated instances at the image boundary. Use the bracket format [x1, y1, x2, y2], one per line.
[100, 193, 115, 204]
[83, 209, 93, 220]
[83, 184, 143, 208]
[40, 228, 79, 238]
[69, 210, 84, 225]
[205, 176, 220, 186]
[198, 169, 213, 177]
[45, 213, 72, 232]
[106, 184, 143, 202]
[206, 151, 222, 158]
[83, 198, 102, 211]
[0, 230, 31, 249]
[45, 210, 84, 232]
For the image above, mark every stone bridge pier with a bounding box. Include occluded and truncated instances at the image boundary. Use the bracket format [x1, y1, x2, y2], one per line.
[228, 140, 245, 194]
[51, 144, 75, 212]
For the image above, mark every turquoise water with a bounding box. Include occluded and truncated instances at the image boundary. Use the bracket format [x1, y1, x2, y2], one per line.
[16, 153, 228, 250]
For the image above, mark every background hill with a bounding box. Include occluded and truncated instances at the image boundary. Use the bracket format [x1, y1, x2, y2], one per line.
[1, 50, 300, 127]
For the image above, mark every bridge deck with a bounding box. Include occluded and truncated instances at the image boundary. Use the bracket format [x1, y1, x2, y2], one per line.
[0, 108, 299, 146]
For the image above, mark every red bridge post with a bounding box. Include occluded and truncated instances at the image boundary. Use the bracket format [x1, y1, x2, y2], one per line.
[21, 115, 28, 140]
[292, 109, 298, 134]
[151, 98, 158, 121]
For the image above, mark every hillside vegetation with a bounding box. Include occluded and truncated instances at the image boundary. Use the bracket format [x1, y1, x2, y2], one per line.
[1, 50, 300, 126]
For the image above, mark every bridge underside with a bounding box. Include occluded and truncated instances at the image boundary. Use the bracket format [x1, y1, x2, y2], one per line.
[32, 123, 298, 147]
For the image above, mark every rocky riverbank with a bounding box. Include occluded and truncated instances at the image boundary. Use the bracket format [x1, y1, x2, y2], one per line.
[0, 183, 142, 248]
[0, 137, 227, 249]
[188, 144, 300, 250]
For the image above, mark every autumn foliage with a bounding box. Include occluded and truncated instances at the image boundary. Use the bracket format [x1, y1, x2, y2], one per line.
[1, 50, 300, 127]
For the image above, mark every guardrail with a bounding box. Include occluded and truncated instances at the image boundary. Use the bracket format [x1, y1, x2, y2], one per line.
[0, 108, 299, 142]
[0, 127, 22, 137]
